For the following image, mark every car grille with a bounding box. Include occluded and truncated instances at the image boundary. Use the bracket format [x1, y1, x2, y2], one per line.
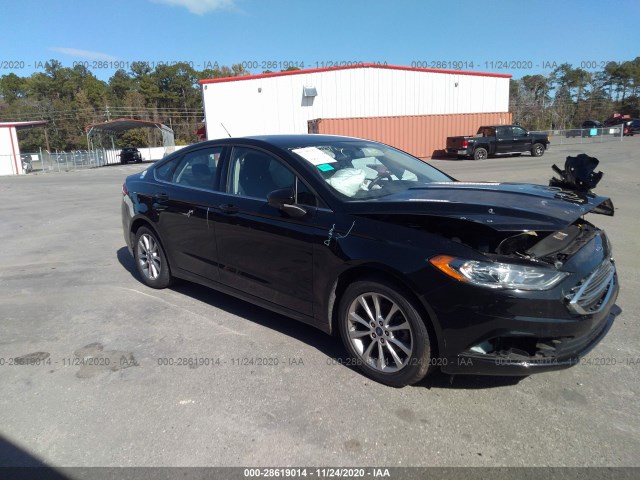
[566, 260, 616, 315]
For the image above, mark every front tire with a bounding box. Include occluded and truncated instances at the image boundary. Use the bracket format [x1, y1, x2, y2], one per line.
[134, 227, 172, 288]
[473, 147, 488, 160]
[531, 143, 545, 157]
[338, 279, 432, 387]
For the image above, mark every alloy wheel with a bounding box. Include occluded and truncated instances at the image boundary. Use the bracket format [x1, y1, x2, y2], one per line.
[347, 292, 414, 373]
[137, 233, 162, 280]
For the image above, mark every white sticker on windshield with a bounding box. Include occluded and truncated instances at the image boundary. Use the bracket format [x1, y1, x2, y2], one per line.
[292, 147, 337, 166]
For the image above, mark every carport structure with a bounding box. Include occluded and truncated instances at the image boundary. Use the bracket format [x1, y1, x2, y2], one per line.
[0, 120, 49, 175]
[85, 118, 176, 165]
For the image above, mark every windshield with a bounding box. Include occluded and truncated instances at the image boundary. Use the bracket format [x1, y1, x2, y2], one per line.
[289, 140, 453, 201]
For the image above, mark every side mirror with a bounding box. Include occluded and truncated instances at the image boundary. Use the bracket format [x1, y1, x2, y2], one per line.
[267, 188, 307, 218]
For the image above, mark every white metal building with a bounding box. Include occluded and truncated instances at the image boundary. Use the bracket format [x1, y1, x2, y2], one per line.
[0, 121, 48, 176]
[199, 64, 511, 140]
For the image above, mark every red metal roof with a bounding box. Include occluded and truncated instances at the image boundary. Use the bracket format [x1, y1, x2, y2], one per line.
[199, 63, 511, 85]
[84, 118, 171, 133]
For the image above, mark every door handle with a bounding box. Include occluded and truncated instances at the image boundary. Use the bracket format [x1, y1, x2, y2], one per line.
[154, 192, 169, 202]
[218, 203, 239, 214]
[153, 192, 169, 211]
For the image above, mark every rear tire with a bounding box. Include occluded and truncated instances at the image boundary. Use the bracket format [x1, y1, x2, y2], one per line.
[473, 148, 488, 160]
[133, 227, 172, 289]
[531, 143, 545, 157]
[338, 279, 432, 387]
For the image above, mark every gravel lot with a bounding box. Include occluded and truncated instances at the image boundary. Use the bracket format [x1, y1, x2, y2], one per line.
[0, 138, 639, 469]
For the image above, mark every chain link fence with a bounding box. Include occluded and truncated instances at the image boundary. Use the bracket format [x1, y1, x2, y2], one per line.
[12, 149, 109, 174]
[532, 125, 627, 147]
[17, 146, 187, 174]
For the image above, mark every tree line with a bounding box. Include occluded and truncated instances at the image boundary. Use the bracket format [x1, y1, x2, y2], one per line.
[1, 58, 639, 152]
[510, 58, 640, 131]
[0, 60, 252, 151]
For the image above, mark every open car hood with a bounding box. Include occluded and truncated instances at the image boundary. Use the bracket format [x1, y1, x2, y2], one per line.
[348, 182, 614, 231]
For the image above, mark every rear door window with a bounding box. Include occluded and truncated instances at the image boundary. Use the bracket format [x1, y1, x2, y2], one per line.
[154, 156, 180, 182]
[169, 147, 224, 191]
[495, 126, 511, 138]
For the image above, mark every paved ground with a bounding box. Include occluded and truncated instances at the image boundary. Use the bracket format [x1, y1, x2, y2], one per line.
[0, 138, 639, 468]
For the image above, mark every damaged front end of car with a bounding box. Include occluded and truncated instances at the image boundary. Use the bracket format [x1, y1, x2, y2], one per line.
[428, 221, 618, 374]
[358, 154, 620, 375]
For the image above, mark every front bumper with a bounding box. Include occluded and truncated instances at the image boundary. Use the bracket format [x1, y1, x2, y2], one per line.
[441, 294, 618, 375]
[423, 253, 619, 376]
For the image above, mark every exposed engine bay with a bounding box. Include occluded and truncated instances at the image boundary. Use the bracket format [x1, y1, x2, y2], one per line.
[378, 215, 601, 268]
[494, 222, 601, 266]
[371, 154, 612, 269]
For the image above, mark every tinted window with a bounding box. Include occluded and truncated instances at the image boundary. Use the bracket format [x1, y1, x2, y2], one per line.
[154, 156, 179, 181]
[496, 126, 510, 137]
[512, 126, 528, 137]
[479, 127, 496, 137]
[167, 147, 223, 191]
[228, 147, 294, 199]
[296, 178, 318, 207]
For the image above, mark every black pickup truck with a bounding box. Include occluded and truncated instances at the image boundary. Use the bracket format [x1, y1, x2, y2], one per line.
[446, 125, 549, 160]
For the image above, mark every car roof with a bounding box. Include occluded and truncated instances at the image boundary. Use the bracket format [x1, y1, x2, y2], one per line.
[209, 134, 370, 148]
[155, 134, 383, 169]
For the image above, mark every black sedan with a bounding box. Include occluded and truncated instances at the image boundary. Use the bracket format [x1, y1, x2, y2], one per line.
[121, 135, 619, 387]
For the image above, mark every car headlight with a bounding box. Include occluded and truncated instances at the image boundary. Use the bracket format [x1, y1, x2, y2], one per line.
[429, 255, 568, 291]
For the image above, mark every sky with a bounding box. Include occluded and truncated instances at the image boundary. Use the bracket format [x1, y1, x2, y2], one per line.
[0, 0, 639, 81]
